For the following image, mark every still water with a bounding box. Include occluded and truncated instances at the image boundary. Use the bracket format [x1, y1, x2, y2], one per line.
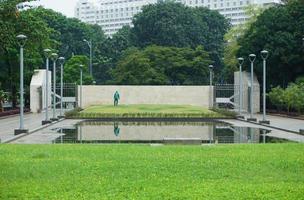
[52, 120, 291, 144]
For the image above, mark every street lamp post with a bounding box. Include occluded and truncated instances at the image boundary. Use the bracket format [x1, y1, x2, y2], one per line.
[209, 65, 214, 86]
[14, 34, 28, 135]
[237, 57, 244, 119]
[259, 50, 270, 124]
[247, 54, 257, 122]
[42, 49, 52, 125]
[83, 39, 92, 76]
[79, 64, 84, 108]
[58, 57, 65, 119]
[50, 53, 58, 121]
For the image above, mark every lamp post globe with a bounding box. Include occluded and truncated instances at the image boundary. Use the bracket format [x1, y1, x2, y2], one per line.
[14, 34, 28, 135]
[16, 34, 27, 46]
[58, 57, 65, 118]
[42, 49, 52, 125]
[260, 50, 270, 124]
[238, 57, 244, 65]
[247, 53, 257, 122]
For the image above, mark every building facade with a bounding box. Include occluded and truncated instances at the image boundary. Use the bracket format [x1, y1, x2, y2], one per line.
[75, 0, 280, 37]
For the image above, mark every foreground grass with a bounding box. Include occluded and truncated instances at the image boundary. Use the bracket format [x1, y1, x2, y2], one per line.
[66, 104, 233, 118]
[0, 144, 303, 199]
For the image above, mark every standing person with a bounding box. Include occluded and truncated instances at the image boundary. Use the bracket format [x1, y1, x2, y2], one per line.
[113, 91, 120, 106]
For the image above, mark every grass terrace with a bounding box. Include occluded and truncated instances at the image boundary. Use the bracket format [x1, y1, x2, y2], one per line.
[0, 144, 303, 199]
[65, 104, 235, 119]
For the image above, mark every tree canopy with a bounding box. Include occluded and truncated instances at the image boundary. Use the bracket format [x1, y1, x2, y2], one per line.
[237, 0, 304, 88]
[111, 45, 212, 85]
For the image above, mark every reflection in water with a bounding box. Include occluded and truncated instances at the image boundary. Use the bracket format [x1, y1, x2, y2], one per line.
[53, 121, 291, 144]
[114, 122, 120, 137]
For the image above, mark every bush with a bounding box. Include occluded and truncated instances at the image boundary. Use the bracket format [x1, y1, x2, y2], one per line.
[269, 81, 304, 114]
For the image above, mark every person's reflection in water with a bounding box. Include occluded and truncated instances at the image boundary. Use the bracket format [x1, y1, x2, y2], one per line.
[114, 122, 120, 137]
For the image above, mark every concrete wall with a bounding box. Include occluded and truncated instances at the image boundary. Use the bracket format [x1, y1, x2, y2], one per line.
[234, 71, 260, 113]
[30, 70, 51, 113]
[77, 85, 214, 108]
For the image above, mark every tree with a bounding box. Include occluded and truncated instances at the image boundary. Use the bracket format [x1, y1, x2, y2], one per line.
[131, 1, 229, 76]
[111, 45, 212, 85]
[64, 55, 93, 85]
[96, 26, 134, 84]
[222, 5, 264, 82]
[237, 0, 304, 88]
[0, 1, 53, 107]
[26, 7, 107, 84]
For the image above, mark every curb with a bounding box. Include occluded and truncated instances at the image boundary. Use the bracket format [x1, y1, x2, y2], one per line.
[237, 118, 301, 135]
[2, 118, 65, 144]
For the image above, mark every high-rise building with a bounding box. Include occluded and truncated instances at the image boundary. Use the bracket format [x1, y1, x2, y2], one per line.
[75, 0, 280, 37]
[17, 1, 42, 11]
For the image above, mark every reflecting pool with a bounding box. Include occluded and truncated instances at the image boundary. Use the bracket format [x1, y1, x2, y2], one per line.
[52, 120, 292, 144]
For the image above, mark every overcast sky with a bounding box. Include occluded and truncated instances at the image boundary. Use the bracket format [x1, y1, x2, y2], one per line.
[36, 0, 97, 18]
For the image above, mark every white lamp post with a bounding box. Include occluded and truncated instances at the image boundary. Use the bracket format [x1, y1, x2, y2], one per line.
[247, 54, 257, 122]
[259, 50, 270, 124]
[14, 34, 28, 135]
[58, 57, 65, 118]
[237, 57, 244, 119]
[209, 65, 214, 86]
[79, 64, 84, 108]
[42, 49, 52, 125]
[83, 39, 93, 76]
[50, 53, 58, 121]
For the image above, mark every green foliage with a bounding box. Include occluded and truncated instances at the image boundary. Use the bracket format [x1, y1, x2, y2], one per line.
[223, 5, 264, 82]
[269, 81, 304, 113]
[0, 144, 304, 199]
[0, 1, 54, 107]
[64, 107, 83, 118]
[65, 104, 229, 119]
[111, 45, 212, 85]
[27, 8, 106, 59]
[211, 108, 238, 118]
[64, 55, 93, 85]
[0, 5, 106, 107]
[268, 86, 285, 111]
[238, 0, 304, 87]
[131, 1, 229, 75]
[0, 89, 6, 112]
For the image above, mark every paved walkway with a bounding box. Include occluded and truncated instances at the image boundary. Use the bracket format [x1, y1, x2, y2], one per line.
[0, 110, 65, 143]
[242, 114, 304, 133]
[12, 120, 81, 144]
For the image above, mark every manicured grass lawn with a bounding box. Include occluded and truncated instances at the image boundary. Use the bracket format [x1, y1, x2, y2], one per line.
[0, 144, 303, 199]
[67, 104, 232, 118]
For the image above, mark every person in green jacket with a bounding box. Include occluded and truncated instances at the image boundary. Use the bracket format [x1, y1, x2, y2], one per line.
[113, 91, 120, 106]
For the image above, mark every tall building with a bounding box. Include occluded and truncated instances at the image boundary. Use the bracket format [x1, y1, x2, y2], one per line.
[75, 0, 280, 37]
[17, 1, 42, 11]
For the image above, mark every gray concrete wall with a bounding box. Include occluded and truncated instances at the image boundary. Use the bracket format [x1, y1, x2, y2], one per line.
[77, 85, 214, 108]
[234, 71, 260, 113]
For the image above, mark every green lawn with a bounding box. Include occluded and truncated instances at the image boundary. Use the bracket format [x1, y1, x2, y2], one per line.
[66, 104, 234, 118]
[0, 144, 303, 199]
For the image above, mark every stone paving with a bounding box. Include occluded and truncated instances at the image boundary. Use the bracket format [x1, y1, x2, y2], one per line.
[0, 110, 66, 143]
[242, 114, 304, 133]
